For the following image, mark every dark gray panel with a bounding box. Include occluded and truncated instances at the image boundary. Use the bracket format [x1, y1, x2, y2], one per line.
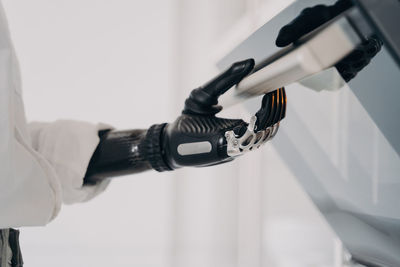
[348, 48, 400, 160]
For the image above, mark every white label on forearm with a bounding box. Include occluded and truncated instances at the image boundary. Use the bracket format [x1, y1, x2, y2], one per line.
[177, 142, 212, 156]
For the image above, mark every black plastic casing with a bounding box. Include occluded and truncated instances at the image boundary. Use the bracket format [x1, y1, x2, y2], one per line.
[160, 115, 242, 169]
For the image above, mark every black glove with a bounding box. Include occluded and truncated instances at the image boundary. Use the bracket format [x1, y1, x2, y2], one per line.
[275, 0, 383, 82]
[145, 59, 286, 171]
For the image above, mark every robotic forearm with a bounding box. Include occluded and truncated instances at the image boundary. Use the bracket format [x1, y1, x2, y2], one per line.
[84, 59, 286, 184]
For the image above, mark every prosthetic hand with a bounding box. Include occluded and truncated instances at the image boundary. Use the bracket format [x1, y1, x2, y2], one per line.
[84, 59, 286, 184]
[276, 0, 383, 82]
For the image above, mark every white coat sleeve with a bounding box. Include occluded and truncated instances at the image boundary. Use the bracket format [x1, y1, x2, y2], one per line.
[28, 120, 111, 205]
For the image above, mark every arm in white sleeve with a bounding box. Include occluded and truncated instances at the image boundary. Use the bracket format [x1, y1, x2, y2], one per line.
[0, 118, 110, 228]
[28, 120, 111, 205]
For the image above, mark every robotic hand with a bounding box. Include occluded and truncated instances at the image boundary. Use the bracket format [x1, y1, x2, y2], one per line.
[84, 59, 286, 184]
[150, 59, 286, 170]
[275, 0, 383, 82]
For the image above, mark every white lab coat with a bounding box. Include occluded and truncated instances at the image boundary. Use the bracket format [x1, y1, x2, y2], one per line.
[0, 1, 110, 228]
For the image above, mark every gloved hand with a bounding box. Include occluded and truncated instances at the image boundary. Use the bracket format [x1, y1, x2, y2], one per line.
[275, 0, 383, 82]
[145, 59, 286, 171]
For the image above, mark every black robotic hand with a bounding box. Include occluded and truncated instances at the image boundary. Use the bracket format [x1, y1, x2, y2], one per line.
[144, 59, 286, 171]
[84, 59, 286, 184]
[275, 0, 383, 82]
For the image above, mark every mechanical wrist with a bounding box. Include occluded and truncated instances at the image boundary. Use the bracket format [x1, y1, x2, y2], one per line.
[142, 123, 173, 172]
[144, 117, 240, 171]
[162, 116, 240, 169]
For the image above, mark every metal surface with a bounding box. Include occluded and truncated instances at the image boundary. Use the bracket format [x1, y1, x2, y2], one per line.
[219, 11, 362, 107]
[225, 116, 278, 157]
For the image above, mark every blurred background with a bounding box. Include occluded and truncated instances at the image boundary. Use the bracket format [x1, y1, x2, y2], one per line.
[1, 0, 380, 266]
